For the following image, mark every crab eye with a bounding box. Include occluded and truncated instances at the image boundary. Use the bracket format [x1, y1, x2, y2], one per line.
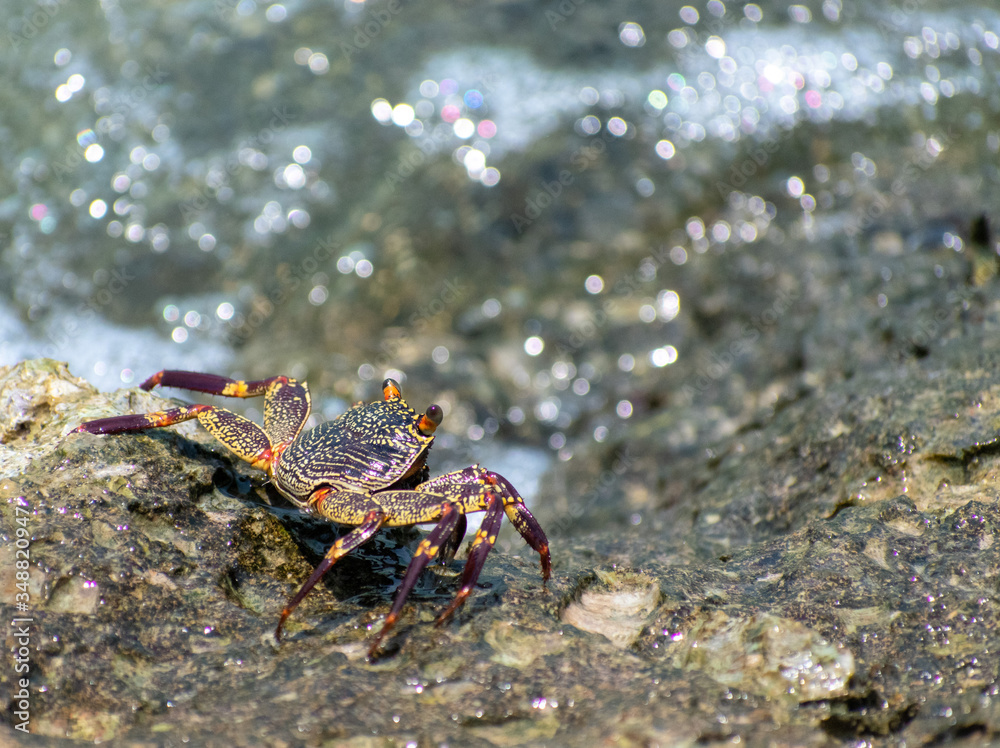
[418, 404, 443, 435]
[382, 378, 401, 401]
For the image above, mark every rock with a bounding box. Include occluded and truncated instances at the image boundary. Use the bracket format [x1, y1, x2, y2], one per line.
[670, 611, 854, 702]
[550, 334, 1000, 743]
[4, 357, 1000, 745]
[1, 359, 92, 478]
[560, 568, 660, 649]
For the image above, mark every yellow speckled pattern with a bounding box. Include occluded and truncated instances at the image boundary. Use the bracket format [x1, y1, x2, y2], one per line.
[262, 377, 311, 445]
[142, 405, 274, 469]
[220, 380, 253, 397]
[274, 397, 433, 503]
[194, 407, 273, 469]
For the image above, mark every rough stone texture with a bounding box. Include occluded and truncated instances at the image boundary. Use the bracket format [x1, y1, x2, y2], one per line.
[544, 333, 1000, 745]
[3, 356, 1000, 745]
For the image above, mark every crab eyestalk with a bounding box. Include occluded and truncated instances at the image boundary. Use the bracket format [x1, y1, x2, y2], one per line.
[382, 378, 401, 400]
[418, 404, 442, 435]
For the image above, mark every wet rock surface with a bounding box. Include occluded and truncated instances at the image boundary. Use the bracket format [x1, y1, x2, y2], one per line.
[2, 354, 1000, 746]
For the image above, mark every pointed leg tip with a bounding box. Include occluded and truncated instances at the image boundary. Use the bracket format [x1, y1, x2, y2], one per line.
[274, 610, 292, 643]
[366, 634, 389, 661]
[435, 606, 459, 628]
[435, 588, 471, 627]
[72, 422, 105, 435]
[139, 373, 162, 391]
[367, 612, 398, 659]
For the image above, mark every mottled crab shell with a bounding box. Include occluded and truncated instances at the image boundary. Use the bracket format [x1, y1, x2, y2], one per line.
[273, 396, 435, 505]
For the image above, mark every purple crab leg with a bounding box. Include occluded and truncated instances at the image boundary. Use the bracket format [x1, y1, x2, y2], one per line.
[140, 369, 278, 397]
[434, 491, 506, 626]
[73, 404, 209, 434]
[73, 370, 312, 467]
[490, 472, 551, 582]
[367, 502, 462, 658]
[440, 513, 468, 564]
[276, 503, 386, 642]
[140, 370, 312, 445]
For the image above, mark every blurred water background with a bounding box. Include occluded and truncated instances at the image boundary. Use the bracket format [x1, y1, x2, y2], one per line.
[2, 0, 999, 500]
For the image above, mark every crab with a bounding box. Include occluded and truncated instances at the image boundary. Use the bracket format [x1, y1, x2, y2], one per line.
[73, 369, 550, 657]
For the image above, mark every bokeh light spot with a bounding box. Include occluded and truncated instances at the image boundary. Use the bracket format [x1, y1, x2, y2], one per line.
[585, 275, 604, 294]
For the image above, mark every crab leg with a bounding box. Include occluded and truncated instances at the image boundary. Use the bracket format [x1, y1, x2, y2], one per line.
[416, 467, 551, 582]
[490, 472, 551, 582]
[140, 369, 278, 397]
[440, 513, 468, 564]
[141, 369, 312, 446]
[276, 501, 386, 641]
[74, 405, 276, 471]
[367, 502, 462, 657]
[435, 491, 506, 626]
[75, 370, 312, 472]
[360, 469, 548, 654]
[74, 404, 214, 435]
